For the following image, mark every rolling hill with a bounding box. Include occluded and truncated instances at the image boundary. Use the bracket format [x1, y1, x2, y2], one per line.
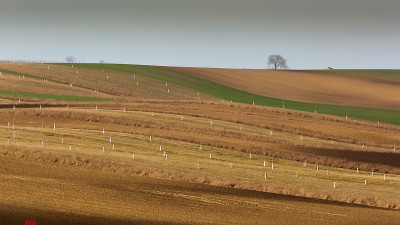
[1, 62, 400, 224]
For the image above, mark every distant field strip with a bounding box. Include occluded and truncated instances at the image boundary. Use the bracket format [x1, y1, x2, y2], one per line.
[69, 64, 400, 126]
[324, 69, 400, 80]
[0, 90, 110, 102]
[0, 68, 114, 96]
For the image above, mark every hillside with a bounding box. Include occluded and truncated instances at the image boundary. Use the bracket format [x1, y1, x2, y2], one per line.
[0, 63, 399, 126]
[1, 62, 400, 223]
[169, 67, 400, 110]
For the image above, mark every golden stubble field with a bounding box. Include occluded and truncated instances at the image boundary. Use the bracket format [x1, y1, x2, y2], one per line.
[0, 101, 399, 224]
[170, 67, 400, 110]
[2, 155, 399, 225]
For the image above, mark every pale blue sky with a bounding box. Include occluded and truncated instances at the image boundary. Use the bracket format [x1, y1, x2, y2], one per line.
[1, 0, 399, 69]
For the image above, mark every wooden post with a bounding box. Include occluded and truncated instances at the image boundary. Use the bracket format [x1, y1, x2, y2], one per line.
[271, 159, 274, 170]
[264, 172, 267, 180]
[249, 152, 252, 159]
[103, 146, 105, 152]
[270, 130, 272, 136]
[70, 145, 72, 151]
[210, 153, 212, 159]
[160, 145, 162, 151]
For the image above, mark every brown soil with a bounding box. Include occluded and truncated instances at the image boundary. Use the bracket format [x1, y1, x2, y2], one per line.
[1, 154, 399, 225]
[169, 67, 400, 110]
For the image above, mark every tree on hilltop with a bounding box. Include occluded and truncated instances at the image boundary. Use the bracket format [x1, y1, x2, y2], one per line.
[65, 56, 76, 63]
[268, 55, 287, 70]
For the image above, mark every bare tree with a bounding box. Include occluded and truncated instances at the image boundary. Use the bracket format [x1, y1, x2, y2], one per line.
[65, 56, 76, 63]
[268, 55, 287, 70]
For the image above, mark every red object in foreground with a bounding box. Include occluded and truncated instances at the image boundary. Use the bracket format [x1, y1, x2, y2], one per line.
[25, 220, 36, 225]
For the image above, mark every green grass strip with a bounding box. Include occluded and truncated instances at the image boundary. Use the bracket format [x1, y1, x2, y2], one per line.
[322, 69, 400, 80]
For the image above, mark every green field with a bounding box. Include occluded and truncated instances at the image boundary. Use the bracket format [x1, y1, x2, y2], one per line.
[0, 90, 110, 102]
[61, 64, 400, 126]
[324, 69, 400, 80]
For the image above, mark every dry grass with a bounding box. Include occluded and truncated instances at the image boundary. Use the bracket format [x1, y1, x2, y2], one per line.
[1, 105, 399, 210]
[0, 63, 216, 101]
[0, 72, 114, 100]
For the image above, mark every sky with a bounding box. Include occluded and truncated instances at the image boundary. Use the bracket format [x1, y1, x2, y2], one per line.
[1, 0, 399, 69]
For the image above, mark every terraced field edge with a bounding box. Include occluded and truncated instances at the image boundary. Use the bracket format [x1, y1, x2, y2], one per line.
[62, 63, 400, 126]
